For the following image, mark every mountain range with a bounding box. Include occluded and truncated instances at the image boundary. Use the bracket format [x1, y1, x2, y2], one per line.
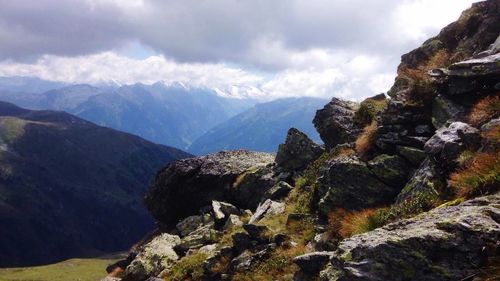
[0, 81, 256, 150]
[188, 97, 326, 154]
[0, 78, 325, 154]
[0, 101, 191, 267]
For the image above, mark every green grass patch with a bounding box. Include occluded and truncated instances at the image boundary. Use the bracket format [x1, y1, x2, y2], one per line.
[0, 257, 119, 281]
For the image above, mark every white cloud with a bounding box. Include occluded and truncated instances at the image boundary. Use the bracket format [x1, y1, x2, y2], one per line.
[0, 0, 481, 101]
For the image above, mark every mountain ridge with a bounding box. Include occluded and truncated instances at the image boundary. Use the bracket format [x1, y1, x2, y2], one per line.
[0, 101, 192, 267]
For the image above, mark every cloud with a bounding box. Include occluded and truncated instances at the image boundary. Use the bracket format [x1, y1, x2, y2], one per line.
[0, 0, 480, 100]
[0, 51, 395, 101]
[0, 0, 479, 67]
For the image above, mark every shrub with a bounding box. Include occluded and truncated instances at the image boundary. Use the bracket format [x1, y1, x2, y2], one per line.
[355, 121, 378, 159]
[449, 151, 500, 198]
[353, 97, 388, 127]
[468, 95, 500, 126]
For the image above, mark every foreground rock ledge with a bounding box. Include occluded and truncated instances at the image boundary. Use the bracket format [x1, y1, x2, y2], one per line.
[320, 192, 500, 281]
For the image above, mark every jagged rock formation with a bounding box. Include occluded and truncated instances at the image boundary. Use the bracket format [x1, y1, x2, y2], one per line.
[313, 98, 360, 149]
[276, 128, 324, 171]
[105, 2, 500, 281]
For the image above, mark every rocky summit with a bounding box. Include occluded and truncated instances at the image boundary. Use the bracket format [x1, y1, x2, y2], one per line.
[103, 1, 500, 281]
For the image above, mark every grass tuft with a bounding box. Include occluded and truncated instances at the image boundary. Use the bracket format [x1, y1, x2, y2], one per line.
[449, 151, 500, 198]
[355, 121, 378, 159]
[468, 95, 500, 126]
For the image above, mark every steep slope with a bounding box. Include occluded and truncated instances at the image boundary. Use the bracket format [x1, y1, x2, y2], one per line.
[0, 102, 191, 267]
[188, 97, 326, 155]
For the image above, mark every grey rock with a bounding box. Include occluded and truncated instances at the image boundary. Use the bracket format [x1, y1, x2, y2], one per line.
[316, 157, 399, 216]
[293, 252, 334, 273]
[249, 199, 285, 224]
[231, 164, 278, 209]
[313, 97, 360, 149]
[145, 150, 274, 226]
[198, 244, 218, 256]
[230, 247, 272, 272]
[232, 232, 253, 255]
[276, 128, 324, 171]
[396, 146, 426, 167]
[263, 181, 293, 201]
[367, 154, 410, 188]
[396, 157, 446, 204]
[320, 193, 500, 281]
[212, 200, 241, 223]
[424, 122, 480, 167]
[175, 224, 221, 254]
[448, 52, 500, 77]
[431, 95, 466, 129]
[123, 233, 181, 281]
[243, 224, 273, 243]
[175, 215, 204, 237]
[223, 214, 243, 230]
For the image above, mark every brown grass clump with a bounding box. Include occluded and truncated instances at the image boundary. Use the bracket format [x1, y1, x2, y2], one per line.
[468, 95, 500, 126]
[449, 151, 500, 198]
[482, 125, 500, 144]
[355, 121, 378, 159]
[327, 208, 389, 239]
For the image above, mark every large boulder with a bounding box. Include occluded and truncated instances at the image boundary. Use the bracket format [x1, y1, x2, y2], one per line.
[145, 150, 274, 226]
[313, 98, 360, 149]
[316, 157, 400, 216]
[320, 193, 500, 281]
[275, 128, 324, 171]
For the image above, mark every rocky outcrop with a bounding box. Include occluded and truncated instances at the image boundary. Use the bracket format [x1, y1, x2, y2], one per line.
[316, 157, 401, 216]
[319, 193, 500, 281]
[145, 150, 274, 226]
[313, 98, 360, 149]
[108, 3, 500, 281]
[276, 128, 324, 171]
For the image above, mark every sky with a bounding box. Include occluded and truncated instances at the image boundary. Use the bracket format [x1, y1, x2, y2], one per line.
[0, 0, 480, 101]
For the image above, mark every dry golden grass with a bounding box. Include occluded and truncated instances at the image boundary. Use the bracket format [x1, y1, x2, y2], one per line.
[482, 125, 500, 144]
[355, 121, 378, 159]
[326, 208, 389, 239]
[449, 151, 500, 198]
[468, 95, 500, 126]
[398, 49, 450, 81]
[338, 209, 377, 238]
